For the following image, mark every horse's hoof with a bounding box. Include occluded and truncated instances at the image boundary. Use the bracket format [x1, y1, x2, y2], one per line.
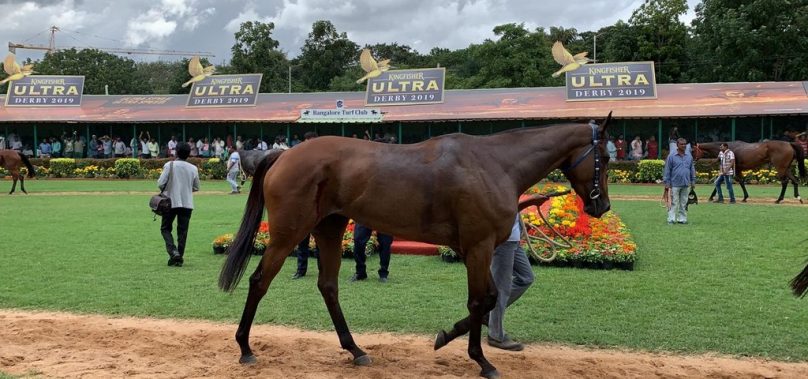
[775, 200, 783, 204]
[742, 199, 748, 203]
[239, 354, 257, 365]
[353, 355, 372, 366]
[434, 330, 448, 350]
[480, 368, 501, 379]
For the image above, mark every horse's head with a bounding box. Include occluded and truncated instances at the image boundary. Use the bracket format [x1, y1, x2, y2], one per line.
[562, 112, 612, 218]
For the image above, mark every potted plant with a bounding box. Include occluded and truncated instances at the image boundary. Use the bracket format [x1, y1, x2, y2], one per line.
[212, 233, 234, 255]
[438, 246, 461, 263]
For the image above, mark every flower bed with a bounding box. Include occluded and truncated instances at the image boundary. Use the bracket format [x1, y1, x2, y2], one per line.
[438, 184, 637, 270]
[522, 184, 636, 269]
[212, 219, 378, 258]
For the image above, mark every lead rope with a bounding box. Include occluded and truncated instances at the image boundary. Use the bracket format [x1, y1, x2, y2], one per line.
[519, 191, 574, 263]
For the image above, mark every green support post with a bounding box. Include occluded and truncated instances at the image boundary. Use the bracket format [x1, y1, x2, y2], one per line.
[760, 118, 765, 142]
[694, 119, 698, 142]
[182, 125, 186, 144]
[33, 124, 38, 158]
[340, 123, 345, 137]
[731, 118, 736, 141]
[622, 120, 626, 140]
[770, 118, 773, 140]
[397, 121, 402, 144]
[207, 125, 211, 144]
[132, 125, 137, 158]
[458, 121, 462, 133]
[428, 123, 432, 138]
[657, 120, 663, 159]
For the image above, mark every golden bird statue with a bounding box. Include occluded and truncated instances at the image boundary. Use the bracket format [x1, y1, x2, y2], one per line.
[0, 53, 34, 85]
[551, 41, 590, 78]
[355, 48, 391, 84]
[182, 55, 215, 87]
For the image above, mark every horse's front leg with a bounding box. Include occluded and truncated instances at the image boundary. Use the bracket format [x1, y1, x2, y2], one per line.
[236, 242, 293, 364]
[19, 175, 26, 194]
[312, 216, 370, 365]
[9, 175, 18, 195]
[708, 187, 717, 202]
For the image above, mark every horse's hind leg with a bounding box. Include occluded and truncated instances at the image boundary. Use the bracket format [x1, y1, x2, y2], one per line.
[776, 177, 789, 204]
[312, 215, 371, 365]
[19, 175, 26, 194]
[738, 176, 749, 202]
[788, 172, 803, 203]
[708, 187, 717, 202]
[236, 239, 299, 364]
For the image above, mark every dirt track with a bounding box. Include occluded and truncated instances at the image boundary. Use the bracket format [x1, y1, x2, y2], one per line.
[2, 310, 808, 378]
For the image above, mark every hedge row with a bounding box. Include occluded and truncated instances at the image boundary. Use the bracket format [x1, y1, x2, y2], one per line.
[5, 157, 228, 180]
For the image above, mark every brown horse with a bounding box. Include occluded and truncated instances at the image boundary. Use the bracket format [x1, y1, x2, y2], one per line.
[693, 141, 806, 203]
[0, 150, 36, 194]
[218, 114, 612, 379]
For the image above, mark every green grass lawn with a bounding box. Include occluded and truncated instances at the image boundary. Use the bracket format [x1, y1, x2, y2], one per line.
[1, 179, 808, 361]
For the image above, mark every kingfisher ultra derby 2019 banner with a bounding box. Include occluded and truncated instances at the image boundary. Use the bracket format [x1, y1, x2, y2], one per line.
[187, 74, 263, 107]
[5, 76, 85, 107]
[565, 62, 657, 101]
[365, 68, 445, 106]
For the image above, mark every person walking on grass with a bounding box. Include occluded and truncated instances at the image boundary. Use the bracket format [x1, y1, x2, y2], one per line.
[157, 142, 200, 267]
[713, 142, 736, 204]
[663, 138, 696, 225]
[226, 146, 242, 194]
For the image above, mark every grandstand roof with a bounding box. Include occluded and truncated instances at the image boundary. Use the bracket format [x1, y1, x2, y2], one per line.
[1, 81, 806, 123]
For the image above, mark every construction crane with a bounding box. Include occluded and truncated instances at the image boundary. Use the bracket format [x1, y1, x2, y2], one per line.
[8, 25, 215, 57]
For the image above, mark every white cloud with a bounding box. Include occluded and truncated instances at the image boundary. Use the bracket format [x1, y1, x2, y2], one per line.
[125, 10, 177, 46]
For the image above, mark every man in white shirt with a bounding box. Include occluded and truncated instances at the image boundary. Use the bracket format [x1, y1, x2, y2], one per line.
[167, 136, 177, 157]
[226, 147, 242, 194]
[256, 138, 268, 151]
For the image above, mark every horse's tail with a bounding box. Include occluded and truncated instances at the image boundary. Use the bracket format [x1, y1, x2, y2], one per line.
[790, 260, 808, 298]
[219, 149, 285, 293]
[790, 143, 806, 178]
[17, 152, 35, 178]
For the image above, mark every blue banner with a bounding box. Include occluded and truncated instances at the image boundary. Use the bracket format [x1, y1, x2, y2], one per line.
[5, 76, 84, 107]
[565, 62, 657, 101]
[365, 68, 445, 106]
[187, 74, 263, 107]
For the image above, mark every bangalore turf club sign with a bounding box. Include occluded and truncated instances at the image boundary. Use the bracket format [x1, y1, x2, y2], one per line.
[365, 68, 445, 106]
[298, 108, 383, 123]
[187, 74, 263, 107]
[5, 76, 85, 107]
[565, 62, 657, 101]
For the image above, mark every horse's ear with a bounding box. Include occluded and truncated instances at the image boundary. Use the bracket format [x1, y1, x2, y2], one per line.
[599, 111, 612, 136]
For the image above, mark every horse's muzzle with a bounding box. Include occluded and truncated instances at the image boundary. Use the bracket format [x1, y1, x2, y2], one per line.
[584, 198, 611, 218]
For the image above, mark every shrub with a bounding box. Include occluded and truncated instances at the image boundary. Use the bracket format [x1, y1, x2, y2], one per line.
[635, 160, 665, 183]
[49, 158, 76, 178]
[114, 158, 141, 179]
[202, 158, 227, 180]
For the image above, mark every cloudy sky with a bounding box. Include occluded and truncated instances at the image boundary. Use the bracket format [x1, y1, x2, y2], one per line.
[0, 0, 700, 65]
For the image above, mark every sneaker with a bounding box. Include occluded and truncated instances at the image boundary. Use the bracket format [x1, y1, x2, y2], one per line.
[712, 199, 724, 203]
[667, 221, 674, 225]
[230, 191, 239, 195]
[487, 335, 524, 351]
[379, 277, 388, 283]
[729, 200, 736, 204]
[291, 272, 305, 280]
[678, 221, 688, 225]
[350, 273, 367, 282]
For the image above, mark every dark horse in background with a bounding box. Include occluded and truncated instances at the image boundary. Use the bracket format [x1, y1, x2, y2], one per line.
[218, 113, 613, 379]
[238, 149, 282, 177]
[694, 140, 806, 203]
[0, 150, 35, 194]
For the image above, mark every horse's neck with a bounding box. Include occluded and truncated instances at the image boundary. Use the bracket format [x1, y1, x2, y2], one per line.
[484, 125, 590, 193]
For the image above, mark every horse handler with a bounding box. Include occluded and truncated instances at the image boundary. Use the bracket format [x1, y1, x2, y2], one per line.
[663, 138, 696, 224]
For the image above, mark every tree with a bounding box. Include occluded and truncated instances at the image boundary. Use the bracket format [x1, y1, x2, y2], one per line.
[230, 21, 289, 93]
[690, 0, 808, 82]
[32, 48, 149, 94]
[464, 23, 557, 88]
[628, 0, 690, 83]
[295, 20, 359, 92]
